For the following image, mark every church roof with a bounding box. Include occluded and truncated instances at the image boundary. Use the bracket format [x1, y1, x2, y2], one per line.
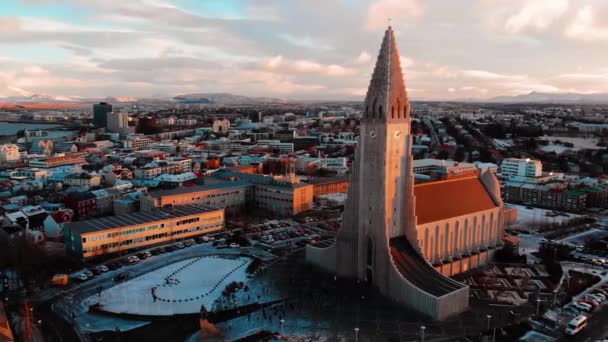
[414, 176, 498, 225]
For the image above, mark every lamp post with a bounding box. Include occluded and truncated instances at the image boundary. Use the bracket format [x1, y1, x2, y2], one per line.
[420, 325, 426, 342]
[354, 327, 359, 342]
[486, 314, 491, 331]
[536, 298, 542, 316]
[280, 319, 285, 335]
[553, 289, 558, 306]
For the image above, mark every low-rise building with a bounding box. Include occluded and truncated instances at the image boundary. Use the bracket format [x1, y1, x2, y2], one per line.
[141, 180, 253, 216]
[27, 153, 87, 168]
[0, 144, 20, 163]
[64, 173, 101, 188]
[501, 158, 542, 178]
[64, 204, 224, 259]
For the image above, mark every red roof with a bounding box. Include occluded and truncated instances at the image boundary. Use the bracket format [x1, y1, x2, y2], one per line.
[414, 176, 497, 225]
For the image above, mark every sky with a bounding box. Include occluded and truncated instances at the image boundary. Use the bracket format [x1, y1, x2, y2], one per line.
[1, 0, 608, 101]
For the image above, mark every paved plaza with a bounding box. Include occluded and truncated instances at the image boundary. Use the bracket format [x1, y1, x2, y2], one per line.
[212, 251, 532, 341]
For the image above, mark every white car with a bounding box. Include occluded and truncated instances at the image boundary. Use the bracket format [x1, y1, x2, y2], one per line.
[75, 273, 88, 281]
[586, 294, 604, 303]
[573, 302, 592, 313]
[126, 255, 140, 263]
[229, 243, 240, 248]
[96, 265, 109, 273]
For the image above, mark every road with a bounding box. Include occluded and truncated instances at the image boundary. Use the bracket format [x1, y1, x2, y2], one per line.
[33, 243, 275, 341]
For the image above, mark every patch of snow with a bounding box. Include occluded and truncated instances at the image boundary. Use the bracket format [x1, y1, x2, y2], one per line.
[538, 135, 601, 154]
[507, 204, 581, 228]
[95, 255, 251, 316]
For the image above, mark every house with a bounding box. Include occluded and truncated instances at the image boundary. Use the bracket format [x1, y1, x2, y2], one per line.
[30, 139, 54, 156]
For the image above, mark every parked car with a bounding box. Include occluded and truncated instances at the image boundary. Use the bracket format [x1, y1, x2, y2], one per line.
[96, 265, 109, 273]
[138, 251, 152, 259]
[175, 242, 185, 249]
[91, 268, 102, 276]
[83, 270, 94, 278]
[113, 272, 129, 282]
[229, 243, 240, 248]
[151, 249, 161, 256]
[184, 239, 195, 247]
[578, 300, 597, 310]
[107, 262, 121, 270]
[165, 245, 176, 252]
[74, 273, 88, 282]
[590, 292, 606, 301]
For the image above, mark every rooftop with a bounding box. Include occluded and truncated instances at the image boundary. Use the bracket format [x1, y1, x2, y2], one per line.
[64, 204, 222, 235]
[414, 176, 498, 225]
[147, 180, 253, 198]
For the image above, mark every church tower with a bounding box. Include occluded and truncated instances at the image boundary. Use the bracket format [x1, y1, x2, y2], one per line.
[308, 26, 469, 320]
[335, 26, 416, 289]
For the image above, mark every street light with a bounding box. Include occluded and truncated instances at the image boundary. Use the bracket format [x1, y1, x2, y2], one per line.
[420, 325, 426, 342]
[553, 289, 558, 306]
[486, 314, 491, 331]
[354, 327, 359, 342]
[280, 319, 285, 335]
[536, 298, 542, 316]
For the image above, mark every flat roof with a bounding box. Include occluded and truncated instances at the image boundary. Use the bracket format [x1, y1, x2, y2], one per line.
[148, 180, 253, 198]
[64, 204, 222, 236]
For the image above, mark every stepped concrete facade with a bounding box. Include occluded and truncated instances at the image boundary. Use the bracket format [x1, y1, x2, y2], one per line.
[307, 26, 504, 320]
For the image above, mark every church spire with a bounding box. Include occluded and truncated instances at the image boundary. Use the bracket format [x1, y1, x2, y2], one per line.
[363, 26, 410, 123]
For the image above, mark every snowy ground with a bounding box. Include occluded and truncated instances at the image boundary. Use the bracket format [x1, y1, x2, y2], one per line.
[560, 229, 608, 246]
[93, 255, 252, 316]
[538, 135, 602, 154]
[506, 204, 581, 230]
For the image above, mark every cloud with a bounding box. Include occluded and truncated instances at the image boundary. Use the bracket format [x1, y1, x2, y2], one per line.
[504, 0, 569, 33]
[355, 51, 371, 64]
[278, 33, 332, 50]
[366, 0, 424, 31]
[564, 5, 608, 41]
[261, 55, 357, 76]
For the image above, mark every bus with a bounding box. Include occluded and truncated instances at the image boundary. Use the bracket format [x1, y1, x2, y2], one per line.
[51, 274, 69, 286]
[565, 315, 588, 335]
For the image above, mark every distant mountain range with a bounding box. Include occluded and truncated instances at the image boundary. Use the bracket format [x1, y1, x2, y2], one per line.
[0, 94, 138, 104]
[172, 93, 293, 105]
[487, 91, 608, 104]
[3, 91, 608, 106]
[0, 92, 293, 106]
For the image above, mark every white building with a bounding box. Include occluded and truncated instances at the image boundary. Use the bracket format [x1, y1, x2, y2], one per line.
[501, 158, 542, 178]
[212, 119, 231, 133]
[0, 144, 20, 163]
[107, 112, 129, 133]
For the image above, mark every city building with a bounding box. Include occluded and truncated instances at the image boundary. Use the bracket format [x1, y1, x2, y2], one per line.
[212, 119, 231, 133]
[501, 158, 542, 178]
[124, 137, 153, 151]
[93, 102, 112, 127]
[27, 153, 87, 168]
[64, 204, 224, 259]
[306, 27, 506, 320]
[64, 173, 102, 188]
[0, 144, 20, 163]
[140, 180, 253, 216]
[107, 112, 129, 133]
[214, 170, 314, 216]
[310, 177, 350, 197]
